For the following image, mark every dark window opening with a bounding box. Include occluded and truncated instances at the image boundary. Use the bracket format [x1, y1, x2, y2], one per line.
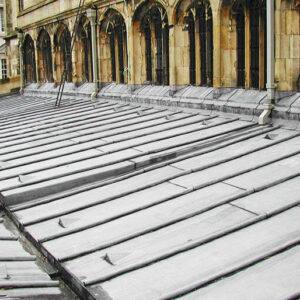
[249, 0, 266, 89]
[60, 28, 72, 82]
[38, 30, 54, 82]
[101, 12, 127, 84]
[23, 35, 36, 83]
[145, 22, 152, 82]
[78, 20, 93, 83]
[140, 4, 169, 85]
[109, 29, 116, 82]
[188, 13, 196, 85]
[236, 6, 245, 87]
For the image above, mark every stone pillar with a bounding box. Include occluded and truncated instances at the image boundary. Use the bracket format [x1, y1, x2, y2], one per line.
[34, 39, 39, 83]
[195, 19, 201, 85]
[266, 0, 275, 102]
[87, 8, 99, 100]
[168, 25, 176, 95]
[128, 22, 135, 88]
[18, 32, 25, 94]
[212, 8, 221, 88]
[244, 8, 251, 89]
[51, 42, 57, 83]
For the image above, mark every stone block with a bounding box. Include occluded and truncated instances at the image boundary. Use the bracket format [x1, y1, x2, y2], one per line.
[290, 35, 300, 59]
[280, 35, 291, 58]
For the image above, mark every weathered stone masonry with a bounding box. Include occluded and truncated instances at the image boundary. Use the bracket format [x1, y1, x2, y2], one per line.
[6, 0, 300, 91]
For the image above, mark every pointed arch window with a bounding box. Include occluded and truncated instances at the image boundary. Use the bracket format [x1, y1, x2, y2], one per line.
[54, 25, 72, 82]
[249, 0, 266, 89]
[100, 11, 127, 84]
[23, 35, 36, 83]
[75, 16, 93, 83]
[37, 30, 53, 83]
[181, 1, 213, 86]
[137, 2, 169, 85]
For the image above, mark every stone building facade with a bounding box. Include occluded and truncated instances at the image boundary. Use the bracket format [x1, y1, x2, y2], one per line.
[4, 0, 300, 92]
[0, 0, 7, 79]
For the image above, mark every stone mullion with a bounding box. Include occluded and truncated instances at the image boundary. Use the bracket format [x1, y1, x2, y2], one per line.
[195, 18, 201, 85]
[123, 29, 128, 84]
[168, 24, 176, 88]
[212, 7, 221, 87]
[115, 31, 120, 83]
[244, 7, 251, 89]
[51, 42, 57, 83]
[151, 21, 156, 83]
[18, 32, 25, 94]
[33, 39, 39, 83]
[259, 9, 266, 89]
[71, 41, 77, 82]
[162, 22, 166, 85]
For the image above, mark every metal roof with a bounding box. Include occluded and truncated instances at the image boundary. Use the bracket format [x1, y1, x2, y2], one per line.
[0, 92, 299, 299]
[0, 208, 68, 298]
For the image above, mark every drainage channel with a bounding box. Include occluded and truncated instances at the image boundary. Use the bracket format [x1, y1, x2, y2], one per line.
[0, 206, 78, 300]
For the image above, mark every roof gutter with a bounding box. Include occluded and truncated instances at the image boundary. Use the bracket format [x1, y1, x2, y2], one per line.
[259, 0, 276, 125]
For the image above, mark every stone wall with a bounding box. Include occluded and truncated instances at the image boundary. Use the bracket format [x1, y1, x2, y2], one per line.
[4, 0, 300, 92]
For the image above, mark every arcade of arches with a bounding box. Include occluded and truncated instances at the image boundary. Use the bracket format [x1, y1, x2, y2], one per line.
[20, 0, 299, 92]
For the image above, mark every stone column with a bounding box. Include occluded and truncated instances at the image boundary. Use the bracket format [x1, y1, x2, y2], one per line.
[266, 0, 275, 102]
[128, 22, 135, 89]
[258, 0, 275, 125]
[195, 19, 201, 85]
[34, 39, 39, 83]
[212, 8, 221, 88]
[18, 32, 25, 94]
[87, 8, 99, 100]
[168, 25, 176, 95]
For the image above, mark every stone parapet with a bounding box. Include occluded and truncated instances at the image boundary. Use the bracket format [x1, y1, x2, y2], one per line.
[23, 83, 300, 128]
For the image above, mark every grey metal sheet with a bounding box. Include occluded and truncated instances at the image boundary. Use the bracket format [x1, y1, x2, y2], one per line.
[4, 165, 183, 208]
[133, 120, 252, 154]
[98, 118, 239, 153]
[0, 132, 87, 156]
[224, 154, 300, 190]
[50, 106, 142, 136]
[130, 126, 278, 168]
[232, 176, 300, 216]
[181, 246, 300, 300]
[0, 102, 111, 131]
[0, 106, 146, 154]
[0, 261, 59, 287]
[0, 109, 157, 158]
[170, 144, 300, 190]
[0, 224, 17, 240]
[0, 287, 64, 298]
[64, 108, 163, 141]
[25, 182, 187, 240]
[72, 109, 173, 136]
[0, 241, 35, 261]
[2, 161, 136, 204]
[0, 148, 139, 187]
[0, 132, 56, 149]
[97, 115, 210, 143]
[42, 182, 242, 259]
[0, 140, 77, 162]
[63, 204, 256, 284]
[73, 112, 192, 142]
[98, 207, 300, 300]
[171, 130, 299, 171]
[0, 149, 102, 180]
[1, 140, 107, 168]
[17, 182, 186, 225]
